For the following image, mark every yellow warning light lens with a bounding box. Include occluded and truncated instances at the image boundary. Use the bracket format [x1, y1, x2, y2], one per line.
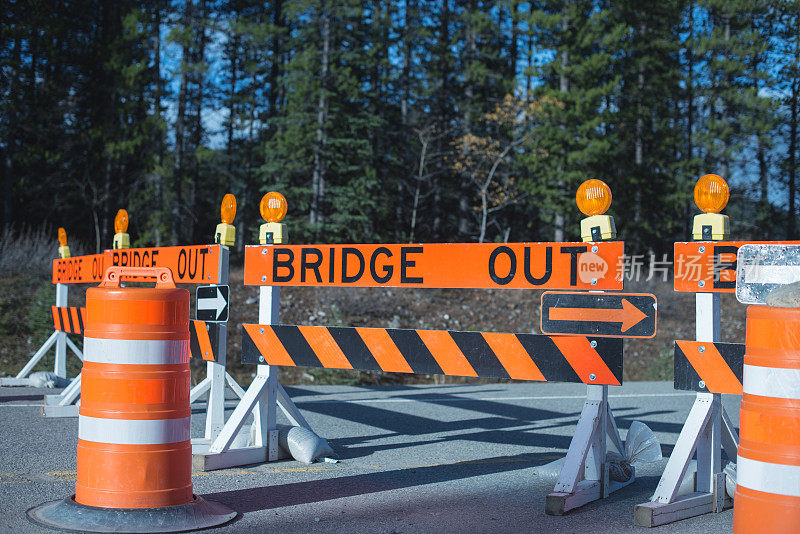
[260, 192, 288, 223]
[220, 193, 237, 224]
[694, 174, 729, 213]
[114, 209, 129, 234]
[58, 227, 67, 247]
[576, 179, 612, 216]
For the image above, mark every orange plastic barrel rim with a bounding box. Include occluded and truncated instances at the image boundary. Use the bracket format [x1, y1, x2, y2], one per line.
[100, 266, 176, 288]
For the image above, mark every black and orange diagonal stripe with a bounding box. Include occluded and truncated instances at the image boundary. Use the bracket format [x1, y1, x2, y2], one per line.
[674, 340, 743, 394]
[189, 320, 221, 362]
[51, 306, 86, 335]
[241, 324, 623, 385]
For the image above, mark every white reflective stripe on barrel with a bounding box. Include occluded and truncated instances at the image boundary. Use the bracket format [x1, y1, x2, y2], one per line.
[743, 364, 800, 400]
[738, 456, 800, 498]
[83, 338, 189, 365]
[79, 415, 190, 445]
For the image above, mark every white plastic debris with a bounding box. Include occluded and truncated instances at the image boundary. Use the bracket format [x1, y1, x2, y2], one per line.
[244, 423, 337, 464]
[607, 421, 662, 482]
[724, 461, 737, 499]
[28, 371, 71, 389]
[278, 425, 337, 464]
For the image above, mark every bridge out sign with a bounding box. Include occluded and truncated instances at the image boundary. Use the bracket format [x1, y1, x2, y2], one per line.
[243, 242, 624, 290]
[107, 244, 222, 284]
[52, 253, 107, 284]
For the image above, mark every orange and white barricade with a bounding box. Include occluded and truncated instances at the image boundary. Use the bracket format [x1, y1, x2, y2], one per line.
[27, 266, 235, 532]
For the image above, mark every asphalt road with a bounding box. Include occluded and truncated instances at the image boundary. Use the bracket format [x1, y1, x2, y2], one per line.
[0, 381, 739, 533]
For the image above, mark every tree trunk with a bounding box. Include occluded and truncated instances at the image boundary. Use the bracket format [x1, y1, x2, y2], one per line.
[268, 0, 284, 119]
[173, 2, 192, 245]
[720, 15, 731, 179]
[398, 0, 413, 240]
[758, 137, 769, 235]
[310, 5, 330, 230]
[685, 3, 695, 233]
[153, 4, 163, 246]
[790, 77, 798, 238]
[188, 0, 208, 243]
[460, 0, 477, 238]
[226, 32, 239, 180]
[554, 10, 569, 243]
[634, 22, 646, 226]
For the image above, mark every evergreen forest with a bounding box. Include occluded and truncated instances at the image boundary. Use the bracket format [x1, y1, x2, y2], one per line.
[3, 0, 800, 254]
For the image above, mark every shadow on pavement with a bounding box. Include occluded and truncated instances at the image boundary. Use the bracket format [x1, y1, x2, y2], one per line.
[205, 452, 555, 514]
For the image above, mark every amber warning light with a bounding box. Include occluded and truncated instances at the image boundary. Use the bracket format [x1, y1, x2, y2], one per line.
[576, 179, 616, 242]
[57, 227, 71, 259]
[694, 174, 729, 214]
[260, 192, 288, 223]
[259, 191, 288, 244]
[113, 209, 130, 249]
[576, 179, 612, 217]
[114, 209, 129, 234]
[691, 173, 730, 240]
[215, 193, 237, 246]
[220, 193, 237, 224]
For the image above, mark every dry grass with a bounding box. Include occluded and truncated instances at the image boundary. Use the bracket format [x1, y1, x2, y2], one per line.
[0, 226, 87, 278]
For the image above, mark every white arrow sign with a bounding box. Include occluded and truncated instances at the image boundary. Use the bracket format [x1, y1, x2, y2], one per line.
[196, 285, 229, 322]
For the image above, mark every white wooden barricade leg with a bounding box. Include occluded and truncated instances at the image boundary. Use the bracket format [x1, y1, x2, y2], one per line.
[546, 383, 632, 515]
[2, 283, 84, 388]
[193, 285, 316, 471]
[634, 292, 738, 527]
[189, 245, 253, 452]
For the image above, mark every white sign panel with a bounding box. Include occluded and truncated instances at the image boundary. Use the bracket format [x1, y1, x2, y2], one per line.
[736, 244, 800, 304]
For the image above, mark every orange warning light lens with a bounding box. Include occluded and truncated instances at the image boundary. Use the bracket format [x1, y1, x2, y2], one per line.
[220, 193, 237, 224]
[694, 174, 729, 213]
[114, 209, 129, 234]
[58, 227, 67, 247]
[576, 179, 612, 216]
[260, 192, 288, 223]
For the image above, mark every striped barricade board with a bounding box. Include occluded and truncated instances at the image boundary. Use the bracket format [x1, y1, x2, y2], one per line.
[52, 306, 86, 335]
[241, 324, 623, 385]
[673, 340, 744, 394]
[190, 320, 222, 362]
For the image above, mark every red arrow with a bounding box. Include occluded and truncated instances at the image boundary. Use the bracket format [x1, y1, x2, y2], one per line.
[548, 299, 648, 332]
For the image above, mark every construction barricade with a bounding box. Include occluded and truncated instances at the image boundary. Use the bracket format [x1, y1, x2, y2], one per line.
[197, 185, 660, 517]
[635, 175, 741, 526]
[26, 266, 235, 532]
[30, 201, 242, 458]
[635, 174, 800, 526]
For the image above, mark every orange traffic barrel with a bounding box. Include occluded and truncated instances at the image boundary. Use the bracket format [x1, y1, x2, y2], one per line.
[734, 304, 800, 533]
[28, 267, 235, 533]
